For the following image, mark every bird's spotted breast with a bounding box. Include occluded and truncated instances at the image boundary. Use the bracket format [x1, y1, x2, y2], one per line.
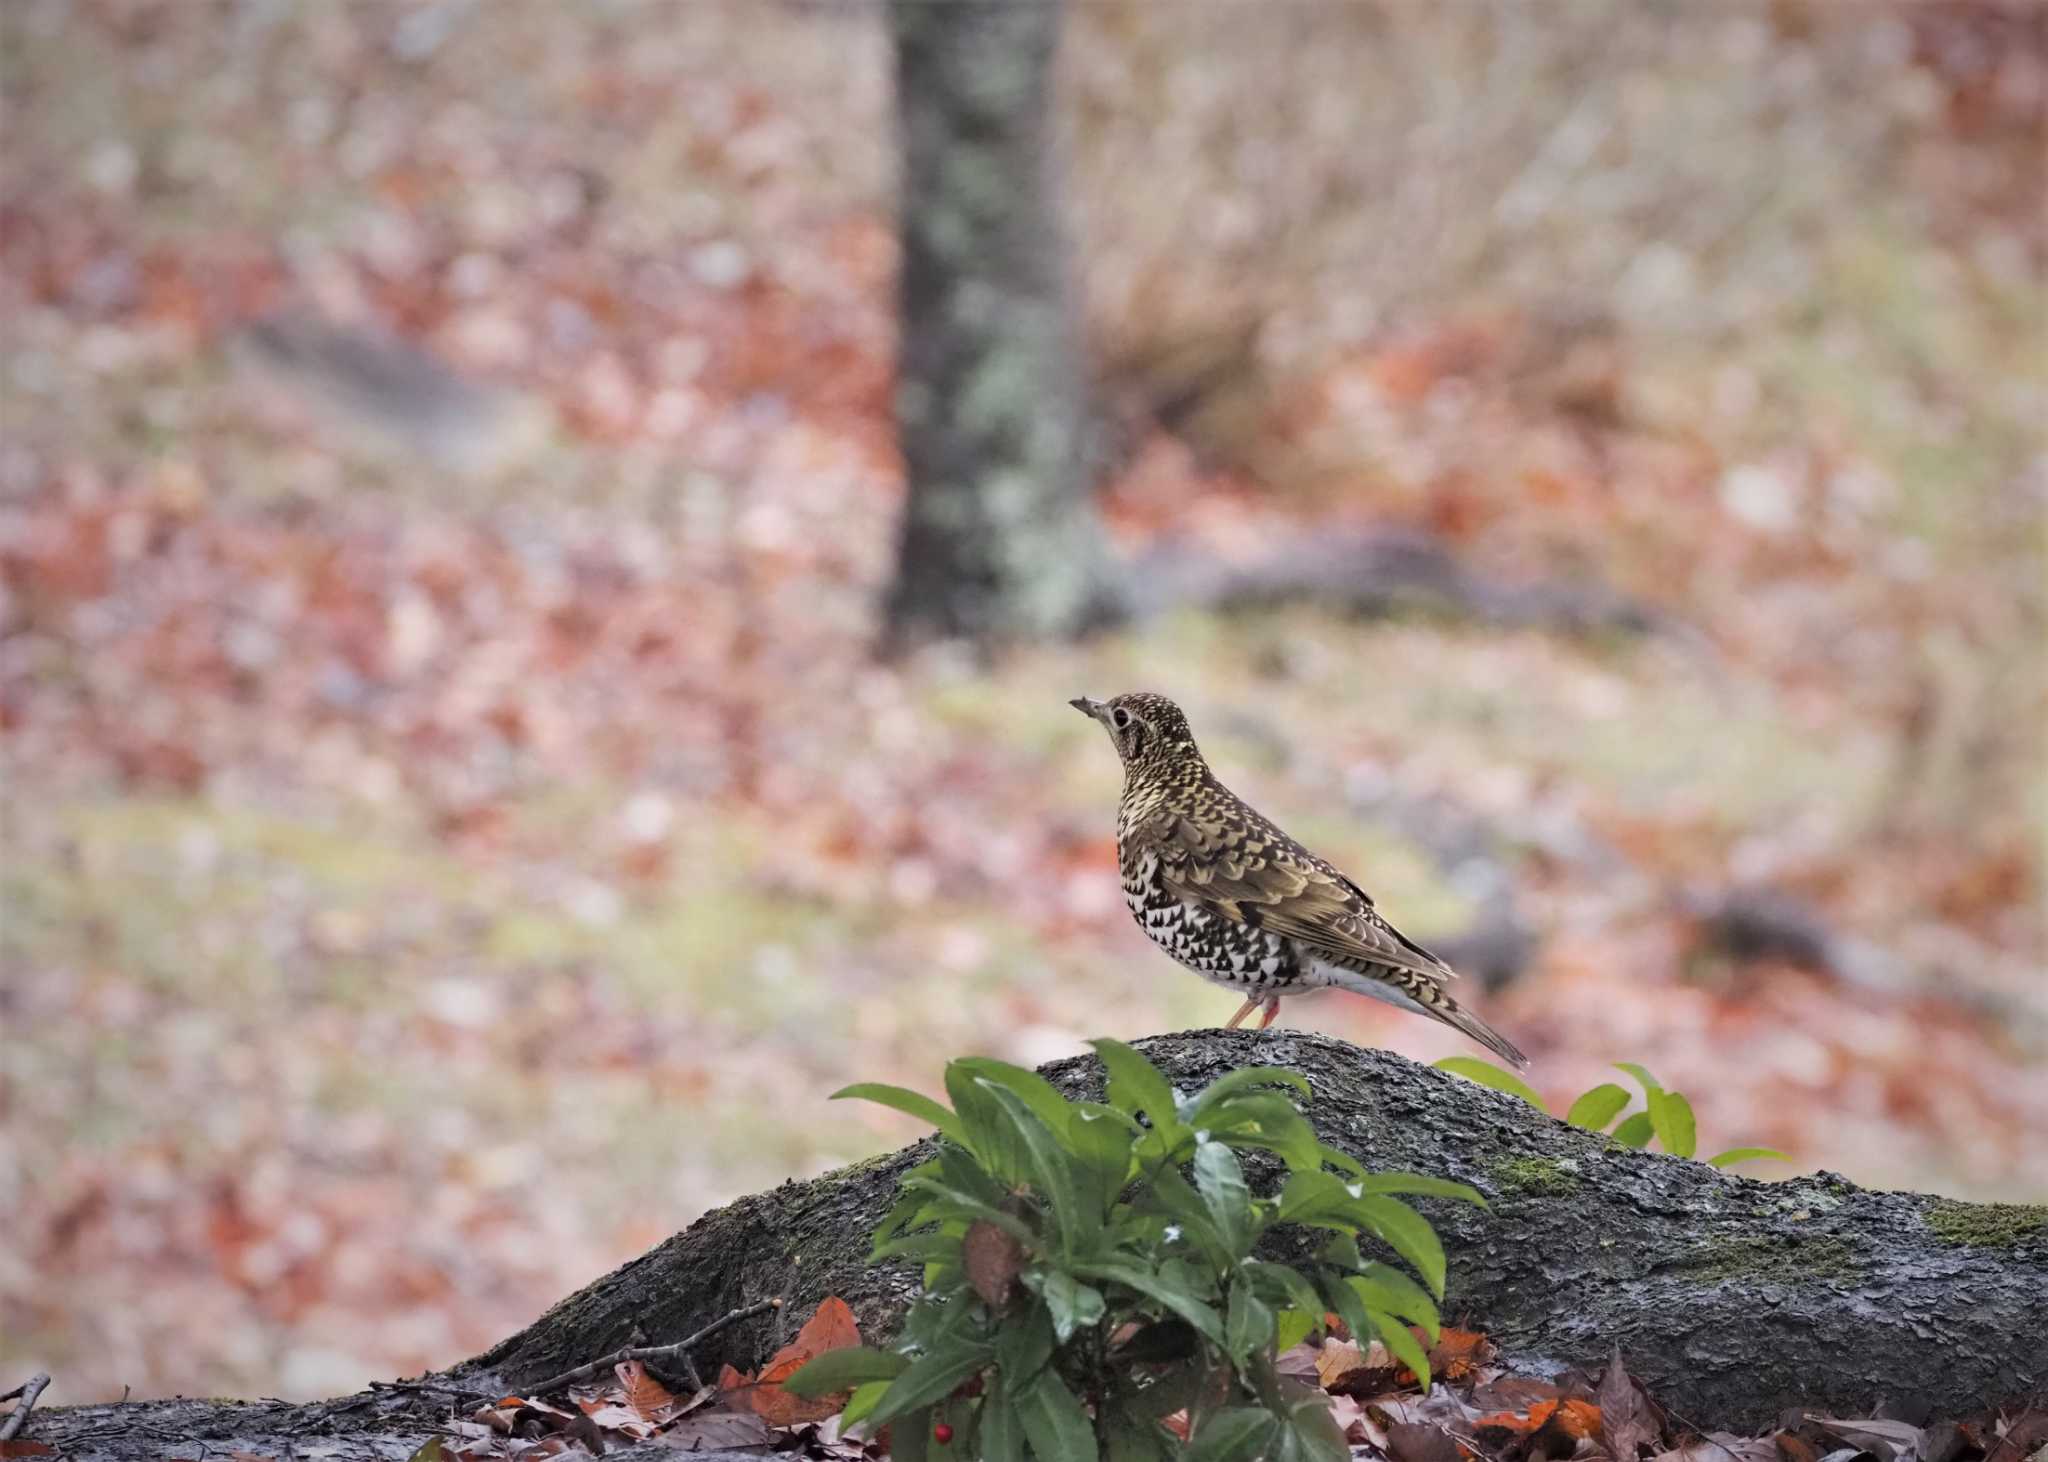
[1122, 845, 1295, 991]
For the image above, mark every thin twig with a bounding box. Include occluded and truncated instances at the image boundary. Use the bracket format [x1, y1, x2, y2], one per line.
[0, 1372, 51, 1441]
[367, 1378, 491, 1399]
[520, 1298, 782, 1400]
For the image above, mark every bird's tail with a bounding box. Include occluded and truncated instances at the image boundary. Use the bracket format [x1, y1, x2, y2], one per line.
[1313, 958, 1530, 1068]
[1430, 999, 1529, 1070]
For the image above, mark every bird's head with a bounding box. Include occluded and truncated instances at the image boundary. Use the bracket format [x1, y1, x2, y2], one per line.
[1069, 691, 1202, 773]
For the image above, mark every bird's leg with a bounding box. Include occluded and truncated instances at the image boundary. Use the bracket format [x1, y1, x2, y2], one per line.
[1224, 996, 1262, 1030]
[1256, 997, 1281, 1030]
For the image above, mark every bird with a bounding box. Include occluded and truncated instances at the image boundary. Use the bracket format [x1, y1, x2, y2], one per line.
[1071, 691, 1529, 1067]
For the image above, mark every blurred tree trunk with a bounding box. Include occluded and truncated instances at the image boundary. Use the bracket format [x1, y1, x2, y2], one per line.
[882, 0, 1119, 647]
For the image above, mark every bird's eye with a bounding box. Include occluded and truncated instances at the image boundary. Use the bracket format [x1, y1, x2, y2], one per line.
[1112, 708, 1131, 728]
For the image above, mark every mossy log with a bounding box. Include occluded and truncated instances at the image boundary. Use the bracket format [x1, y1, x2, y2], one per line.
[26, 1032, 2047, 1459]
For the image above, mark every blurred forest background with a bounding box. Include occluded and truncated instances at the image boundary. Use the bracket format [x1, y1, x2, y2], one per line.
[2, 0, 2043, 1407]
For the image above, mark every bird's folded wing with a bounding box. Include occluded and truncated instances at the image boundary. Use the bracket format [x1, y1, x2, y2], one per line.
[1143, 811, 1457, 983]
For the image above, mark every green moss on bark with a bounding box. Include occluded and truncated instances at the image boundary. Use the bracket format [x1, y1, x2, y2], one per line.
[1679, 1235, 1859, 1283]
[1925, 1200, 2048, 1248]
[1490, 1155, 1581, 1196]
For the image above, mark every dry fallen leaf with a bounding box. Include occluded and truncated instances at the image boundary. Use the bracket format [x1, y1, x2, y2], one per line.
[1428, 1327, 1497, 1384]
[1596, 1346, 1661, 1459]
[721, 1294, 864, 1426]
[614, 1358, 682, 1422]
[964, 1218, 1024, 1308]
[661, 1409, 777, 1450]
[1652, 1435, 1781, 1462]
[1275, 1340, 1323, 1384]
[1316, 1338, 1370, 1388]
[1388, 1420, 1469, 1462]
[1318, 1336, 1401, 1395]
[1478, 1398, 1605, 1441]
[1326, 1393, 1370, 1444]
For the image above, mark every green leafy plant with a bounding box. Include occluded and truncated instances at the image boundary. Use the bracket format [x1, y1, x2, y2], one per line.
[785, 1039, 1483, 1461]
[1433, 1057, 1789, 1167]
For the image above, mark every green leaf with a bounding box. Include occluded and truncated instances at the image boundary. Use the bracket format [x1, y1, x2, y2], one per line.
[1185, 1408, 1277, 1462]
[893, 1406, 932, 1462]
[1348, 1264, 1439, 1344]
[1103, 1400, 1176, 1462]
[1068, 1102, 1140, 1212]
[841, 1379, 893, 1430]
[1351, 1172, 1486, 1207]
[1433, 1056, 1546, 1109]
[1039, 1269, 1106, 1343]
[1243, 1259, 1327, 1330]
[1367, 1308, 1433, 1391]
[994, 1299, 1056, 1386]
[979, 1376, 1026, 1462]
[1354, 1194, 1447, 1298]
[946, 1062, 1027, 1181]
[1273, 1306, 1317, 1352]
[1707, 1146, 1792, 1168]
[864, 1338, 991, 1428]
[1564, 1083, 1632, 1131]
[1276, 1387, 1353, 1462]
[1648, 1088, 1697, 1158]
[899, 1177, 1035, 1244]
[1091, 1038, 1180, 1129]
[831, 1083, 968, 1146]
[1318, 1267, 1374, 1353]
[1315, 1142, 1366, 1179]
[1203, 1093, 1323, 1173]
[1614, 1062, 1664, 1096]
[954, 1058, 1079, 1142]
[1276, 1169, 1354, 1225]
[1224, 1278, 1276, 1363]
[877, 1172, 939, 1237]
[979, 1082, 1088, 1255]
[1143, 1167, 1232, 1269]
[1014, 1368, 1098, 1462]
[936, 1143, 1011, 1206]
[1317, 1231, 1364, 1270]
[1181, 1066, 1310, 1129]
[1610, 1112, 1655, 1148]
[1076, 1259, 1227, 1347]
[871, 1231, 964, 1265]
[782, 1346, 911, 1397]
[1193, 1139, 1254, 1258]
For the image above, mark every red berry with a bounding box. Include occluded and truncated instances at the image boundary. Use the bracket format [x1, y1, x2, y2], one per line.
[933, 1421, 955, 1444]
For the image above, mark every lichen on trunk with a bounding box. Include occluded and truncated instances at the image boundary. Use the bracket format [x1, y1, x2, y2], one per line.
[882, 0, 1119, 646]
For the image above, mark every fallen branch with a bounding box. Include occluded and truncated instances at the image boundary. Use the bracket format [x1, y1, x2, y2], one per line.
[518, 1297, 782, 1401]
[0, 1372, 51, 1441]
[22, 1034, 2047, 1459]
[1129, 526, 1674, 639]
[464, 1032, 2047, 1430]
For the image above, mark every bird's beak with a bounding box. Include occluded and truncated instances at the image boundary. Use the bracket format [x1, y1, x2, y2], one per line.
[1069, 696, 1106, 720]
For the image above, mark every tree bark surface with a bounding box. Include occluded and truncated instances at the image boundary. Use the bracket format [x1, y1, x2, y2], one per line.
[882, 0, 1119, 646]
[25, 1032, 2046, 1459]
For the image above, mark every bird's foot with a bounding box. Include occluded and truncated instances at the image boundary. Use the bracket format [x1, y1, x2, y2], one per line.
[1224, 996, 1262, 1030]
[1256, 997, 1281, 1030]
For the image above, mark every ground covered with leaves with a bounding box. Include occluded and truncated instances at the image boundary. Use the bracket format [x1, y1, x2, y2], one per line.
[334, 1296, 2048, 1462]
[1, 0, 2043, 1407]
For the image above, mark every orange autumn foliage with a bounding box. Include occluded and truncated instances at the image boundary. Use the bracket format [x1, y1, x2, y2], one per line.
[1477, 1398, 1605, 1441]
[717, 1295, 863, 1427]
